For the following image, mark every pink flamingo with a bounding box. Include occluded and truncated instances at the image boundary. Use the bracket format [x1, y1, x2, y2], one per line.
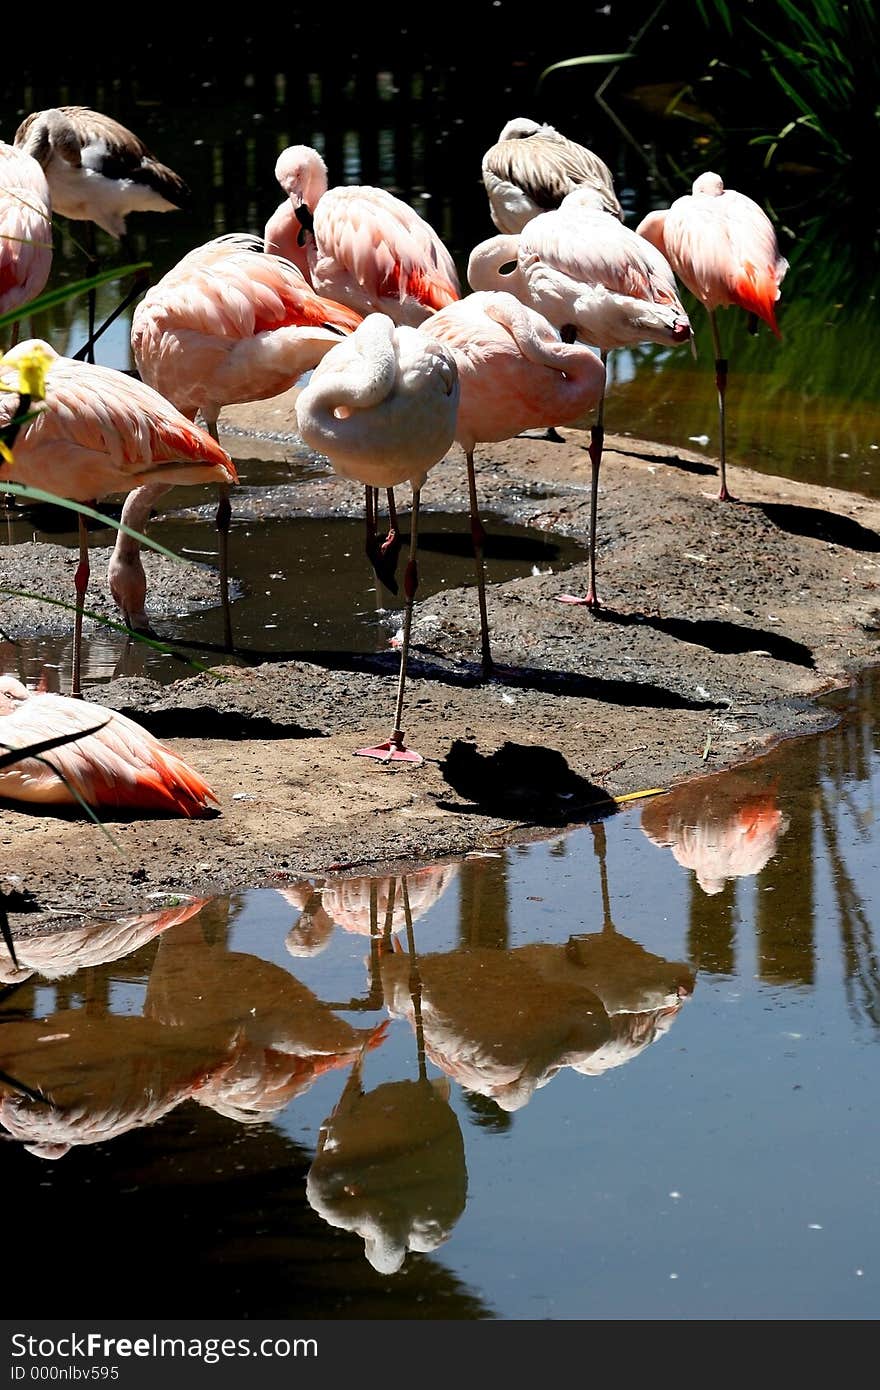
[420, 290, 606, 672]
[295, 312, 459, 764]
[14, 105, 189, 360]
[468, 188, 692, 608]
[266, 145, 462, 576]
[481, 116, 622, 233]
[111, 233, 362, 646]
[0, 674, 216, 815]
[636, 172, 789, 500]
[0, 142, 52, 340]
[0, 338, 237, 696]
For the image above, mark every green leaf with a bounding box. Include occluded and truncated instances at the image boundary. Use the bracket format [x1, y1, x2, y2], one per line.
[0, 264, 150, 332]
[538, 54, 632, 87]
[0, 588, 230, 680]
[0, 484, 192, 566]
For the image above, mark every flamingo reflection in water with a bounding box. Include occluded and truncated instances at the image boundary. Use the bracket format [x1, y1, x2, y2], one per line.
[280, 862, 459, 958]
[0, 896, 208, 987]
[0, 905, 387, 1156]
[143, 911, 387, 1123]
[307, 1058, 467, 1275]
[0, 1007, 230, 1161]
[380, 827, 694, 1110]
[640, 772, 790, 896]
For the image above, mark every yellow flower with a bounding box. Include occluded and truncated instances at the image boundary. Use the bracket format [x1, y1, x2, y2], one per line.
[9, 342, 52, 400]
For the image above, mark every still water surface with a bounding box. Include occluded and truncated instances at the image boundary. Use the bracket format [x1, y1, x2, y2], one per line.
[3, 76, 880, 1321]
[3, 675, 879, 1318]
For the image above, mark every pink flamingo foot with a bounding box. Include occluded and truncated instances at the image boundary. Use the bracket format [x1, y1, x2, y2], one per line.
[355, 731, 423, 765]
[718, 484, 736, 502]
[555, 592, 601, 610]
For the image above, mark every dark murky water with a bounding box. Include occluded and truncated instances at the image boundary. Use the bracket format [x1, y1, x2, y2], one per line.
[3, 672, 880, 1317]
[3, 63, 880, 1321]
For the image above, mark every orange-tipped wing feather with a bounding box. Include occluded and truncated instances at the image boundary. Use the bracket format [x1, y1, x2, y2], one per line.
[637, 174, 788, 336]
[0, 676, 217, 816]
[0, 341, 237, 500]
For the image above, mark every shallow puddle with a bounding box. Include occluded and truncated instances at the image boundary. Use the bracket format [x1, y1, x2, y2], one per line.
[2, 461, 586, 692]
[3, 673, 879, 1318]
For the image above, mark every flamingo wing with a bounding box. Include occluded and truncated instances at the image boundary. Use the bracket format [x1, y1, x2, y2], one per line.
[661, 191, 788, 332]
[0, 349, 236, 499]
[0, 144, 52, 314]
[0, 687, 217, 815]
[312, 186, 460, 319]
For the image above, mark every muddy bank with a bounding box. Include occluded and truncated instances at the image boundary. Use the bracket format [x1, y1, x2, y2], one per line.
[3, 396, 880, 932]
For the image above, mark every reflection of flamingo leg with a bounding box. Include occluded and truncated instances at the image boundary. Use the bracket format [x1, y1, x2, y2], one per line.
[402, 876, 427, 1082]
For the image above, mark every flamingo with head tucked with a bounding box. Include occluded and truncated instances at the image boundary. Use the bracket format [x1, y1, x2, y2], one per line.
[295, 312, 459, 764]
[14, 105, 189, 360]
[637, 172, 789, 501]
[481, 116, 622, 233]
[0, 675, 216, 816]
[468, 188, 692, 608]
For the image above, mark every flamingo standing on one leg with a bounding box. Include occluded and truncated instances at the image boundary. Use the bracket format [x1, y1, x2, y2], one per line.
[0, 142, 52, 344]
[419, 290, 606, 673]
[295, 312, 459, 765]
[112, 233, 362, 647]
[636, 172, 788, 501]
[266, 144, 462, 582]
[0, 675, 216, 816]
[481, 116, 622, 234]
[0, 339, 237, 697]
[14, 106, 189, 361]
[468, 188, 692, 608]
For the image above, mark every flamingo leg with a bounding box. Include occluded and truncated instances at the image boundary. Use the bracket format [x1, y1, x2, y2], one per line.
[356, 488, 424, 764]
[72, 511, 92, 698]
[465, 448, 494, 677]
[710, 309, 733, 501]
[380, 486, 402, 567]
[205, 418, 234, 652]
[364, 486, 401, 595]
[73, 269, 150, 364]
[558, 350, 607, 609]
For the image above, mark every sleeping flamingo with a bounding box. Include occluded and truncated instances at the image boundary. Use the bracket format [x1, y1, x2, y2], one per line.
[481, 116, 622, 233]
[468, 188, 692, 608]
[0, 675, 216, 816]
[636, 172, 788, 500]
[295, 312, 459, 764]
[14, 105, 189, 360]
